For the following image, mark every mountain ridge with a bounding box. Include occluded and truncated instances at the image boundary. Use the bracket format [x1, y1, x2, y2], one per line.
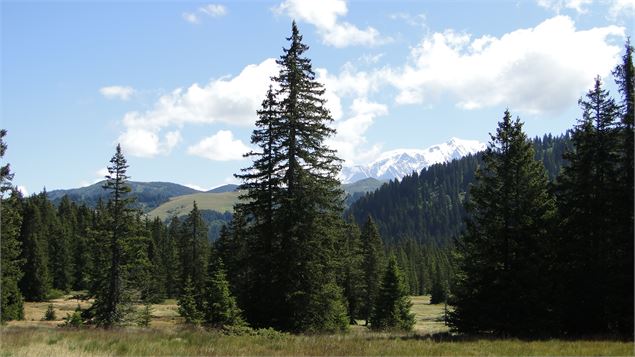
[340, 137, 486, 183]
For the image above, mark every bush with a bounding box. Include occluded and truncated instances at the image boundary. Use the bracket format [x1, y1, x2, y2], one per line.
[137, 304, 153, 327]
[61, 311, 83, 328]
[43, 304, 56, 321]
[46, 289, 65, 300]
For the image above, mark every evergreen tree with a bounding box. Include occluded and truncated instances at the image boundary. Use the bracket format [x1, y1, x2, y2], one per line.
[369, 255, 415, 331]
[177, 277, 202, 325]
[92, 144, 136, 328]
[18, 200, 51, 301]
[449, 110, 556, 336]
[429, 263, 447, 305]
[177, 202, 208, 303]
[337, 217, 364, 324]
[0, 130, 25, 322]
[202, 257, 244, 327]
[555, 78, 623, 335]
[236, 22, 348, 332]
[360, 216, 384, 325]
[52, 196, 74, 292]
[611, 39, 634, 335]
[71, 203, 93, 291]
[165, 216, 181, 298]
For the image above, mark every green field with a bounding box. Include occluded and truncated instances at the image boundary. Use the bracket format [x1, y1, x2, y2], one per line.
[147, 191, 242, 220]
[2, 295, 632, 357]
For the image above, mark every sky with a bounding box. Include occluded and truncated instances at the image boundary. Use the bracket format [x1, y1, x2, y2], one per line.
[2, 0, 634, 194]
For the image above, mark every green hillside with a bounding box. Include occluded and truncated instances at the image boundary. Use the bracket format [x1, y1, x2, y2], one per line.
[147, 191, 243, 220]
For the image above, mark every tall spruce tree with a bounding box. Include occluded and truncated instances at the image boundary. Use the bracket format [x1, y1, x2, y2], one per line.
[0, 130, 25, 322]
[18, 200, 51, 301]
[555, 78, 623, 335]
[337, 217, 364, 324]
[611, 40, 634, 335]
[449, 110, 556, 336]
[92, 144, 136, 327]
[202, 257, 244, 328]
[177, 202, 208, 303]
[236, 22, 348, 332]
[369, 255, 415, 331]
[360, 216, 384, 325]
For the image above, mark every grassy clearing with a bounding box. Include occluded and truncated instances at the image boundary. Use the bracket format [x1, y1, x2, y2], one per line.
[147, 191, 241, 220]
[2, 295, 632, 356]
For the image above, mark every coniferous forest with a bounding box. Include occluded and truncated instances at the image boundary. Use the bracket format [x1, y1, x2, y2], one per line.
[1, 23, 633, 346]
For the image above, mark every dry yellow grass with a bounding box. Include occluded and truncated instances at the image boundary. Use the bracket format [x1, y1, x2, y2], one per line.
[2, 295, 632, 356]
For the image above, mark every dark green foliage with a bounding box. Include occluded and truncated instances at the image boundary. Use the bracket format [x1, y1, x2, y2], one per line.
[178, 277, 202, 325]
[336, 217, 364, 323]
[554, 77, 629, 335]
[1, 131, 24, 322]
[429, 263, 447, 305]
[235, 22, 348, 332]
[202, 257, 244, 327]
[449, 110, 556, 336]
[18, 199, 51, 301]
[369, 255, 415, 331]
[611, 39, 634, 335]
[92, 144, 139, 328]
[62, 311, 83, 328]
[360, 216, 384, 324]
[177, 202, 209, 299]
[44, 304, 56, 321]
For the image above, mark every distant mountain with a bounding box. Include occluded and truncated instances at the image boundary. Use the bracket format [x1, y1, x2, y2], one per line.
[340, 137, 486, 183]
[47, 181, 201, 212]
[207, 184, 239, 193]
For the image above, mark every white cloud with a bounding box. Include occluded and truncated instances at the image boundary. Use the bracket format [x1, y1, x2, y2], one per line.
[182, 12, 199, 24]
[537, 0, 593, 14]
[328, 98, 388, 165]
[275, 0, 388, 47]
[609, 0, 635, 19]
[96, 167, 109, 179]
[16, 185, 28, 196]
[187, 130, 250, 161]
[118, 58, 278, 157]
[387, 16, 624, 114]
[389, 12, 427, 29]
[200, 4, 227, 17]
[100, 86, 135, 100]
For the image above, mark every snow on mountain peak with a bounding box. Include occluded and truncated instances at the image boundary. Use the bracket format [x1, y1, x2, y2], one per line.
[340, 137, 486, 183]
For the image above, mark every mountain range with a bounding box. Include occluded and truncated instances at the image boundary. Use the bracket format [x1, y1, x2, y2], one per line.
[340, 137, 486, 183]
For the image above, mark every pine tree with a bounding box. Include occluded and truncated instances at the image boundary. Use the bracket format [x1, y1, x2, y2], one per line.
[611, 39, 634, 335]
[429, 263, 447, 305]
[202, 257, 244, 328]
[0, 130, 25, 322]
[178, 277, 202, 325]
[18, 200, 51, 301]
[369, 255, 415, 331]
[360, 216, 384, 325]
[92, 144, 136, 328]
[449, 110, 556, 336]
[164, 216, 181, 298]
[236, 21, 348, 332]
[177, 202, 208, 303]
[337, 217, 364, 324]
[51, 196, 74, 292]
[555, 78, 622, 335]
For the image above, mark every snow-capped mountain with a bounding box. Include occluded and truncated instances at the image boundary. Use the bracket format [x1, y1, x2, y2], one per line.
[340, 137, 486, 183]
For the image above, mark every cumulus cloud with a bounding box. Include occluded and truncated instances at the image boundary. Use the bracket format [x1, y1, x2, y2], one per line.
[328, 98, 388, 165]
[100, 86, 135, 100]
[187, 130, 251, 161]
[275, 0, 388, 47]
[386, 16, 624, 114]
[118, 59, 278, 157]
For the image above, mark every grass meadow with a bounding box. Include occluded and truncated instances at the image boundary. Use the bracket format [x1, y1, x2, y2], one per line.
[1, 295, 632, 356]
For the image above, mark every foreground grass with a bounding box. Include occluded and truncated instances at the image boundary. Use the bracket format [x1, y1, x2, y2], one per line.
[2, 327, 632, 357]
[2, 295, 632, 356]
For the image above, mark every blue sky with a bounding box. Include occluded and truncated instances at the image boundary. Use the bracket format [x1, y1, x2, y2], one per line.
[2, 0, 633, 193]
